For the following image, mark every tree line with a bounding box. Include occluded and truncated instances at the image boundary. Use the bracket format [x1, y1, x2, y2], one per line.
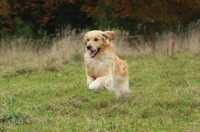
[0, 0, 200, 38]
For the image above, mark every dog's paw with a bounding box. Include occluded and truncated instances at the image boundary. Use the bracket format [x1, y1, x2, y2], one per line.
[87, 80, 93, 86]
[89, 81, 100, 91]
[87, 77, 94, 86]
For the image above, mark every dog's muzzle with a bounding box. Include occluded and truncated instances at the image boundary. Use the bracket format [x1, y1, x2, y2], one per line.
[86, 45, 92, 50]
[86, 45, 100, 58]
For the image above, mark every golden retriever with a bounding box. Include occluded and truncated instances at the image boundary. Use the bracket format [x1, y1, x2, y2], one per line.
[84, 30, 130, 98]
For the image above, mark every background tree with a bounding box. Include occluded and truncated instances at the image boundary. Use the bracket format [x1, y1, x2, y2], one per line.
[0, 0, 92, 38]
[0, 0, 200, 38]
[82, 0, 200, 34]
[10, 0, 84, 37]
[0, 0, 21, 34]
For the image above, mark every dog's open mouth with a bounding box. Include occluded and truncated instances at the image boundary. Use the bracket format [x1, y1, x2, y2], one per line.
[89, 48, 100, 58]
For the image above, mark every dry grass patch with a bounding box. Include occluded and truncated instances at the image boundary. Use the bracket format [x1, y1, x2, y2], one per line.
[0, 22, 200, 74]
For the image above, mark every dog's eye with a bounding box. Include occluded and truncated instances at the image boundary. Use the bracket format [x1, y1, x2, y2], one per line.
[94, 38, 98, 41]
[87, 38, 89, 41]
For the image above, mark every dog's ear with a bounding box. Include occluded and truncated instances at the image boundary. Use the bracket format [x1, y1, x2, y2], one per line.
[102, 31, 115, 41]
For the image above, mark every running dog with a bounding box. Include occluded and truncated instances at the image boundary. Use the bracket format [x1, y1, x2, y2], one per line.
[84, 30, 130, 98]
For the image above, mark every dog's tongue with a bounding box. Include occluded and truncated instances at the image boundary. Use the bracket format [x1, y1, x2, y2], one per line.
[90, 50, 97, 58]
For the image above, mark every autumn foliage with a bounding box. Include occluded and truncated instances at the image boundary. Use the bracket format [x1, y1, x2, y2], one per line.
[0, 0, 200, 37]
[0, 0, 85, 36]
[82, 0, 200, 23]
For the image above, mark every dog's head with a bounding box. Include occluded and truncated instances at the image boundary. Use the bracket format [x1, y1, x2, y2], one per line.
[84, 30, 115, 58]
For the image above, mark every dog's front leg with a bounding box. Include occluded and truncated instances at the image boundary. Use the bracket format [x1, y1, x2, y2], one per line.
[87, 76, 94, 86]
[89, 76, 111, 91]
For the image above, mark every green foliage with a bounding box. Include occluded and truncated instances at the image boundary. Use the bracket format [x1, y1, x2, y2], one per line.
[14, 21, 34, 38]
[90, 4, 143, 34]
[36, 24, 46, 38]
[0, 54, 200, 131]
[12, 17, 47, 39]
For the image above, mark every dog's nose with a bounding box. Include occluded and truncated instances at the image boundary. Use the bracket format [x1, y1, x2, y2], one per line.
[86, 45, 92, 50]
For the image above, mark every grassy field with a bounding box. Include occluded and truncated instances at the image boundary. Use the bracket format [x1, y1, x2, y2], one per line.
[1, 53, 200, 131]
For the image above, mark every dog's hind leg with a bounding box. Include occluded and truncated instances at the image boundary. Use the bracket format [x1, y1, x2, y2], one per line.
[125, 77, 131, 93]
[115, 78, 130, 99]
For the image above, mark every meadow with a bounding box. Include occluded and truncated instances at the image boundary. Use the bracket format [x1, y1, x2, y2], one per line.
[0, 26, 200, 131]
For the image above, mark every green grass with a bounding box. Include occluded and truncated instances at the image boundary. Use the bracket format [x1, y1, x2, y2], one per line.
[1, 54, 200, 131]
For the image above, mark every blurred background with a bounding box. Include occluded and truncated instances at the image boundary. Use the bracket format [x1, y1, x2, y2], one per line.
[1, 0, 200, 38]
[0, 0, 200, 70]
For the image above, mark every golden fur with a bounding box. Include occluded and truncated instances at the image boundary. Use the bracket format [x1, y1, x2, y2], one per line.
[84, 30, 130, 98]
